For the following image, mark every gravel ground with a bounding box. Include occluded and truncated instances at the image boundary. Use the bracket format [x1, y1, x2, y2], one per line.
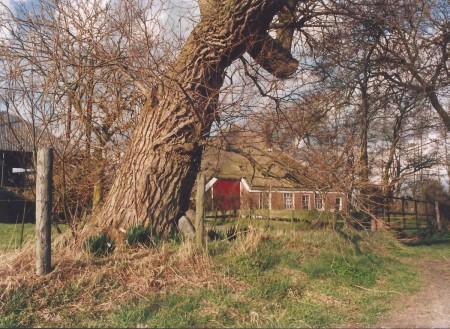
[377, 258, 450, 329]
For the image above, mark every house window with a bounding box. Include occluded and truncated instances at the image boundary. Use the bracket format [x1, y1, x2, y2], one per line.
[259, 192, 270, 209]
[301, 195, 309, 209]
[335, 197, 342, 211]
[284, 193, 294, 209]
[315, 194, 324, 210]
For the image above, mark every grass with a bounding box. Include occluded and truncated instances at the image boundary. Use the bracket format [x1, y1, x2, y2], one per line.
[0, 221, 448, 328]
[0, 223, 35, 252]
[0, 223, 67, 252]
[386, 215, 435, 231]
[205, 216, 319, 232]
[393, 231, 450, 259]
[207, 208, 335, 222]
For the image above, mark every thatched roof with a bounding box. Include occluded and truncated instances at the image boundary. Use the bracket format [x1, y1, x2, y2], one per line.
[201, 129, 319, 191]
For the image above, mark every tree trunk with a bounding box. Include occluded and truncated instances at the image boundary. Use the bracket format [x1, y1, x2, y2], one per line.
[358, 79, 370, 211]
[445, 130, 450, 195]
[382, 113, 403, 199]
[95, 0, 298, 235]
[92, 146, 105, 211]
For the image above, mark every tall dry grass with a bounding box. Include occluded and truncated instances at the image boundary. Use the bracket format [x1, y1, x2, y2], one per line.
[0, 231, 244, 323]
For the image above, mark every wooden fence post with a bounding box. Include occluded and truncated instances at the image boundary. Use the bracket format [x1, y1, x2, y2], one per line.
[435, 201, 442, 232]
[36, 148, 53, 276]
[331, 211, 337, 230]
[414, 200, 419, 230]
[1, 152, 4, 187]
[425, 202, 430, 229]
[195, 173, 205, 250]
[401, 199, 406, 228]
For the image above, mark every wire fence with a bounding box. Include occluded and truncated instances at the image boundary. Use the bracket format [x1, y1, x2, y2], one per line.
[0, 198, 35, 224]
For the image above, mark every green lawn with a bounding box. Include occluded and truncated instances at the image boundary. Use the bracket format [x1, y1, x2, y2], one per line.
[207, 208, 336, 221]
[1, 221, 448, 328]
[0, 223, 68, 252]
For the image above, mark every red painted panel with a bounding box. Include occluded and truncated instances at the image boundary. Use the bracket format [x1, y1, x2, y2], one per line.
[213, 179, 241, 211]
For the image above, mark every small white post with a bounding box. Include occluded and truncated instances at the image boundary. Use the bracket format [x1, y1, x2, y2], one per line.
[195, 173, 205, 250]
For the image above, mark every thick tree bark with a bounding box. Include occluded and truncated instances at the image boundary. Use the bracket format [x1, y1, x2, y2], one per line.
[92, 146, 105, 211]
[382, 113, 403, 199]
[357, 71, 370, 211]
[427, 89, 450, 132]
[95, 0, 298, 235]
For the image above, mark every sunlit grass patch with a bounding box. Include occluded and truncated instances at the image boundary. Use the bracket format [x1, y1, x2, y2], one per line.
[0, 223, 67, 252]
[0, 225, 439, 328]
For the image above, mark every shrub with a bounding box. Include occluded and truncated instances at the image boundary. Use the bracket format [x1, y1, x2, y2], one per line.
[167, 228, 182, 244]
[83, 232, 115, 257]
[207, 225, 249, 241]
[225, 226, 237, 240]
[207, 227, 226, 241]
[126, 224, 154, 247]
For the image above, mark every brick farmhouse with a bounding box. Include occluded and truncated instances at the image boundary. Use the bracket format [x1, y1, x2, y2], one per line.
[201, 129, 347, 214]
[206, 176, 347, 213]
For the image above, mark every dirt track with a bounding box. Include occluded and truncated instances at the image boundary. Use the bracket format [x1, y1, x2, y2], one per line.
[377, 258, 450, 328]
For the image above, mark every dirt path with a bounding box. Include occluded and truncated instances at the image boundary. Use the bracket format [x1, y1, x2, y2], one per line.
[377, 258, 450, 328]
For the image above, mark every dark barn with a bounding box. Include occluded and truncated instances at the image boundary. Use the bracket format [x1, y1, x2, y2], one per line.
[0, 111, 34, 188]
[0, 111, 36, 223]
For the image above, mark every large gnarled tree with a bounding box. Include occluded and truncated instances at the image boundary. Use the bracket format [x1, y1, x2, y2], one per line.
[96, 0, 300, 235]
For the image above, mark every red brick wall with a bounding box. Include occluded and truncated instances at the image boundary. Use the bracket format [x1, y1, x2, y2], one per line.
[295, 193, 314, 210]
[241, 189, 260, 210]
[239, 185, 347, 212]
[324, 193, 348, 211]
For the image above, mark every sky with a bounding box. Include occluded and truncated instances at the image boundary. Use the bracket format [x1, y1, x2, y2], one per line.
[1, 0, 449, 188]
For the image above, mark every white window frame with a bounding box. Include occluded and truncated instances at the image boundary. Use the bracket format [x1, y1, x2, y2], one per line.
[259, 191, 271, 209]
[284, 192, 294, 209]
[301, 195, 310, 210]
[315, 194, 324, 210]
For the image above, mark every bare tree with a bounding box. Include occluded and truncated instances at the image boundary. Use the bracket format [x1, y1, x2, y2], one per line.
[0, 0, 153, 229]
[2, 0, 448, 238]
[374, 0, 450, 130]
[374, 87, 440, 199]
[94, 0, 304, 235]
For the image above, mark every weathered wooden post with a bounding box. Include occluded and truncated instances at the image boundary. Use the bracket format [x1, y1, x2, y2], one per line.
[36, 148, 53, 276]
[401, 199, 406, 228]
[1, 152, 5, 187]
[414, 200, 419, 231]
[435, 201, 442, 232]
[195, 173, 205, 250]
[425, 202, 430, 229]
[331, 211, 337, 230]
